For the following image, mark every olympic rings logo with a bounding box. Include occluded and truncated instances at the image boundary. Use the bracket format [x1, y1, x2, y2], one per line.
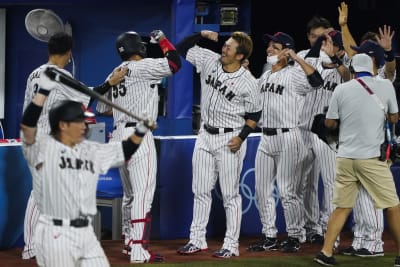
[212, 167, 281, 215]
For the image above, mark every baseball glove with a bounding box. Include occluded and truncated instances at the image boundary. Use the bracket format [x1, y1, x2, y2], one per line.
[311, 113, 339, 144]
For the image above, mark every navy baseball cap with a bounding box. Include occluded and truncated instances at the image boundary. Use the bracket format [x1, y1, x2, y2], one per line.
[263, 32, 295, 50]
[351, 40, 384, 67]
[328, 30, 344, 50]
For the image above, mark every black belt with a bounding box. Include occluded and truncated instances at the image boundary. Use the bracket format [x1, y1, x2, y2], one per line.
[114, 122, 137, 130]
[203, 124, 234, 134]
[53, 218, 89, 228]
[262, 128, 289, 136]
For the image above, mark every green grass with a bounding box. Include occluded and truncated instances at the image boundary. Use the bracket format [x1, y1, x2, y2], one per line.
[112, 253, 397, 266]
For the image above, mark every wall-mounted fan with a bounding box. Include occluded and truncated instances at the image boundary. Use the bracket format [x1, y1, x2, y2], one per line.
[24, 9, 75, 76]
[25, 9, 72, 42]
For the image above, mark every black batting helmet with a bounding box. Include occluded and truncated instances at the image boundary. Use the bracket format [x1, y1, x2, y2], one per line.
[49, 100, 94, 135]
[116, 31, 147, 60]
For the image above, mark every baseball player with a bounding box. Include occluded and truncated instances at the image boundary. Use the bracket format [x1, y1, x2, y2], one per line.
[96, 30, 181, 263]
[298, 30, 350, 244]
[21, 32, 126, 260]
[247, 32, 323, 253]
[175, 30, 261, 258]
[21, 75, 151, 267]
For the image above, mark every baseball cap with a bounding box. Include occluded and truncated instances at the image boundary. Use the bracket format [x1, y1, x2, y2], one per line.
[350, 53, 374, 74]
[263, 32, 295, 49]
[49, 100, 95, 133]
[328, 30, 344, 50]
[350, 40, 384, 67]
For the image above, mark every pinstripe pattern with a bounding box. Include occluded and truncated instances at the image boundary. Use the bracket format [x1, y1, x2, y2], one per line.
[255, 128, 307, 241]
[258, 66, 311, 128]
[190, 129, 245, 253]
[34, 217, 109, 267]
[22, 64, 90, 260]
[23, 135, 124, 266]
[299, 61, 344, 238]
[255, 61, 315, 242]
[97, 56, 174, 262]
[186, 45, 260, 128]
[184, 44, 259, 254]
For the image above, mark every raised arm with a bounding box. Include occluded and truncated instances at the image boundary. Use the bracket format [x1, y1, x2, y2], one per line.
[21, 73, 55, 145]
[376, 25, 396, 81]
[149, 30, 181, 74]
[338, 1, 357, 57]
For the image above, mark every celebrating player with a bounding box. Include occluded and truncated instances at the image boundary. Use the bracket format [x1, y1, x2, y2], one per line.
[21, 32, 126, 260]
[21, 73, 151, 266]
[247, 32, 323, 253]
[175, 30, 261, 258]
[96, 30, 181, 263]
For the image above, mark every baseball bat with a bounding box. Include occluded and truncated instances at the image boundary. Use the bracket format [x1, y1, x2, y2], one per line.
[44, 66, 157, 130]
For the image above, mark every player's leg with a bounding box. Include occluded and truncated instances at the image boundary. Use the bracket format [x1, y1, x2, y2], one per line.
[110, 128, 132, 252]
[22, 190, 40, 260]
[301, 146, 323, 243]
[248, 135, 280, 252]
[216, 135, 247, 256]
[178, 133, 214, 254]
[34, 218, 76, 267]
[126, 133, 160, 263]
[276, 131, 307, 252]
[119, 165, 133, 254]
[80, 227, 110, 267]
[312, 135, 336, 235]
[353, 187, 384, 257]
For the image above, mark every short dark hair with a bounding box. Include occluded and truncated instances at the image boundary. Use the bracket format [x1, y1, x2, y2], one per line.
[48, 32, 73, 55]
[306, 16, 332, 34]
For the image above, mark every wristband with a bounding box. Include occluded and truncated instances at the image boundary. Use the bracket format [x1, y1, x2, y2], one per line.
[38, 88, 50, 96]
[21, 102, 43, 127]
[384, 50, 395, 62]
[159, 38, 176, 54]
[238, 125, 253, 141]
[329, 55, 343, 67]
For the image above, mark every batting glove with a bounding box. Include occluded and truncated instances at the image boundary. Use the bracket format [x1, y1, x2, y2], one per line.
[149, 30, 165, 44]
[38, 71, 57, 94]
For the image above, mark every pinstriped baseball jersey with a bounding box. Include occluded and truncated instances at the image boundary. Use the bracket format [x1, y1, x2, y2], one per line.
[96, 58, 171, 127]
[186, 45, 260, 128]
[299, 66, 344, 131]
[23, 135, 122, 267]
[96, 56, 174, 263]
[23, 64, 90, 136]
[258, 65, 314, 128]
[23, 135, 125, 218]
[21, 64, 91, 260]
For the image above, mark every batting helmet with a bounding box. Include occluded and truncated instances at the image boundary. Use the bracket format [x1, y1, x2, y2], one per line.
[116, 31, 147, 60]
[49, 100, 94, 135]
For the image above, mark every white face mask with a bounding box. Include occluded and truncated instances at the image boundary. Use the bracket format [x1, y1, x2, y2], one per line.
[320, 50, 332, 64]
[266, 55, 279, 65]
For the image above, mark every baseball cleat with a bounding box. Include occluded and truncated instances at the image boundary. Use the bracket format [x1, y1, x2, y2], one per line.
[354, 248, 384, 257]
[280, 237, 300, 252]
[308, 233, 325, 245]
[122, 245, 131, 256]
[177, 243, 207, 255]
[247, 236, 280, 252]
[212, 248, 238, 258]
